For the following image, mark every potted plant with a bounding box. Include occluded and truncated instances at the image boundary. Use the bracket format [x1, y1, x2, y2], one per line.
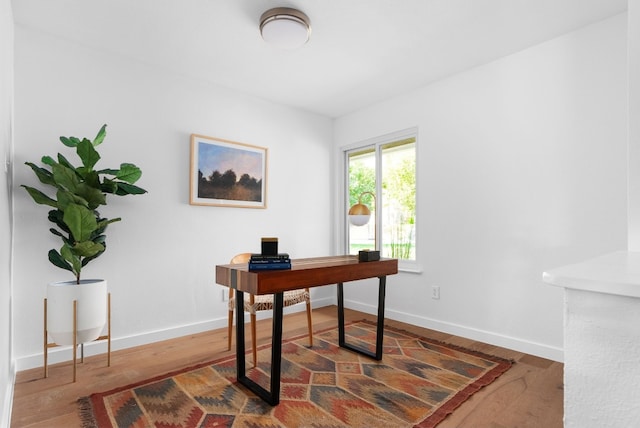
[22, 124, 146, 346]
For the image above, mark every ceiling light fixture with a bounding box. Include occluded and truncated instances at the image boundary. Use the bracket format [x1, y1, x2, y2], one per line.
[260, 7, 311, 49]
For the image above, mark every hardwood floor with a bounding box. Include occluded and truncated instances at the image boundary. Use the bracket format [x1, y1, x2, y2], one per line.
[11, 306, 563, 427]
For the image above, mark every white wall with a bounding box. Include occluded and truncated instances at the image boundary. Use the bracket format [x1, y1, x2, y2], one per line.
[0, 0, 15, 426]
[630, 0, 640, 250]
[0, 0, 14, 425]
[12, 26, 335, 369]
[334, 14, 628, 361]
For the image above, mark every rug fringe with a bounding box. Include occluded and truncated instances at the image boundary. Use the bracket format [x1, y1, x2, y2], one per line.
[77, 396, 99, 428]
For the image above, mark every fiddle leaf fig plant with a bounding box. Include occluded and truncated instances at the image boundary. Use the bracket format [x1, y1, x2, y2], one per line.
[22, 124, 147, 284]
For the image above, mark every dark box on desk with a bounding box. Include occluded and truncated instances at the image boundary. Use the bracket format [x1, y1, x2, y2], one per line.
[358, 250, 380, 262]
[261, 237, 278, 256]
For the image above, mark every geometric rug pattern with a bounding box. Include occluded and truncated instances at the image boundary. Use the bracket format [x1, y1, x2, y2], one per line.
[79, 321, 512, 427]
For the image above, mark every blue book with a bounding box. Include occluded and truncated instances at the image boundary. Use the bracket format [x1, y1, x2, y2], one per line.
[248, 261, 291, 271]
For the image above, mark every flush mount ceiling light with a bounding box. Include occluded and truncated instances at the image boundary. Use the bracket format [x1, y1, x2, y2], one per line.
[260, 7, 311, 49]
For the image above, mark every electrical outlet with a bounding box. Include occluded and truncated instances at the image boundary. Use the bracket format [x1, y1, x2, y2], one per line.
[431, 286, 440, 300]
[222, 290, 229, 302]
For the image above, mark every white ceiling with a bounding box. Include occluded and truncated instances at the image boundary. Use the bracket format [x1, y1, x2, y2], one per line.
[11, 0, 628, 118]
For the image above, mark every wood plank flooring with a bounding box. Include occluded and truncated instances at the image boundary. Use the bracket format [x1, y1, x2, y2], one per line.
[11, 306, 563, 427]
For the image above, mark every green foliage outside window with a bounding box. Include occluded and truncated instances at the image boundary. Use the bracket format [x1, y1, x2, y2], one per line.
[383, 155, 415, 259]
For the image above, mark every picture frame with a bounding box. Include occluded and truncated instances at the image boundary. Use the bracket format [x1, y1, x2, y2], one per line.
[190, 134, 268, 208]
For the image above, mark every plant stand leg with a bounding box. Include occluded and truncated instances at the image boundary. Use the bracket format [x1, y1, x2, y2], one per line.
[91, 293, 112, 367]
[43, 298, 48, 378]
[43, 298, 62, 379]
[107, 293, 111, 367]
[73, 300, 77, 383]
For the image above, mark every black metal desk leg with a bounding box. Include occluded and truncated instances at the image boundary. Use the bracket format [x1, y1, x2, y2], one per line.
[235, 290, 284, 406]
[337, 276, 386, 360]
[338, 282, 346, 346]
[235, 290, 246, 379]
[375, 275, 386, 358]
[269, 292, 284, 402]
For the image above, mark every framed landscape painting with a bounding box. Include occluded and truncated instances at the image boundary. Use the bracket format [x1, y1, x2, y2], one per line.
[190, 134, 267, 208]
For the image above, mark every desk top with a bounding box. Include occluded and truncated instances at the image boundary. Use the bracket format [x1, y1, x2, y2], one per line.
[216, 255, 398, 295]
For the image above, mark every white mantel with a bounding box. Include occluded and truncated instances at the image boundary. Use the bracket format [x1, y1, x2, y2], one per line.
[543, 251, 640, 428]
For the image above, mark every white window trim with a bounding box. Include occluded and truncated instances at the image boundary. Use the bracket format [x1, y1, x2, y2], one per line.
[340, 127, 421, 273]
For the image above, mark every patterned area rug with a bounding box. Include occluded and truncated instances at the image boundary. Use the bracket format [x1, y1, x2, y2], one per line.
[79, 321, 512, 427]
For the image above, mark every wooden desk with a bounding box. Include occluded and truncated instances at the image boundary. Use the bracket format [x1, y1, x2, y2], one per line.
[215, 255, 398, 405]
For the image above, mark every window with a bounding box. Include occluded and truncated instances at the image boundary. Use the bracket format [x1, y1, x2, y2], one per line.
[345, 130, 416, 261]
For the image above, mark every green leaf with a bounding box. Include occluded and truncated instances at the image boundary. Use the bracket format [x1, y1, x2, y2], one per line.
[63, 203, 98, 242]
[41, 156, 55, 166]
[97, 168, 119, 176]
[48, 210, 69, 234]
[97, 217, 121, 230]
[115, 182, 147, 195]
[74, 183, 106, 209]
[56, 153, 76, 171]
[24, 162, 55, 186]
[60, 136, 77, 147]
[60, 244, 81, 274]
[21, 185, 57, 207]
[49, 228, 71, 245]
[100, 178, 118, 194]
[91, 234, 106, 245]
[48, 249, 73, 272]
[93, 124, 107, 146]
[92, 223, 107, 237]
[67, 136, 82, 147]
[81, 247, 105, 266]
[116, 163, 142, 184]
[52, 163, 79, 192]
[56, 189, 88, 210]
[73, 240, 104, 258]
[77, 138, 100, 171]
[82, 170, 101, 188]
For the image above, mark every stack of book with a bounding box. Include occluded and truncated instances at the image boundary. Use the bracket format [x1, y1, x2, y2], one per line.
[248, 253, 291, 271]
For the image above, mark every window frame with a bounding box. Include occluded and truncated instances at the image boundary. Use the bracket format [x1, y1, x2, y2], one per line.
[342, 127, 420, 272]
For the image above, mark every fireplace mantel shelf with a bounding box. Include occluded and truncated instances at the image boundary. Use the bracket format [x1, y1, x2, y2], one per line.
[543, 251, 640, 298]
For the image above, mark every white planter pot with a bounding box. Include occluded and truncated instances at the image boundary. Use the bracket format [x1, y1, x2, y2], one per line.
[46, 279, 108, 346]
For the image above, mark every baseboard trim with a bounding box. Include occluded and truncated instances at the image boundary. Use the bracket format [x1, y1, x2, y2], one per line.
[1, 361, 15, 428]
[15, 295, 562, 371]
[344, 299, 564, 362]
[15, 296, 336, 371]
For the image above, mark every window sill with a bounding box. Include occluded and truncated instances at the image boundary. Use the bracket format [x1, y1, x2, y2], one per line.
[398, 260, 422, 274]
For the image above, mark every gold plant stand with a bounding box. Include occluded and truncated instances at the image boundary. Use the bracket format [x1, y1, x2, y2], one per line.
[44, 293, 111, 382]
